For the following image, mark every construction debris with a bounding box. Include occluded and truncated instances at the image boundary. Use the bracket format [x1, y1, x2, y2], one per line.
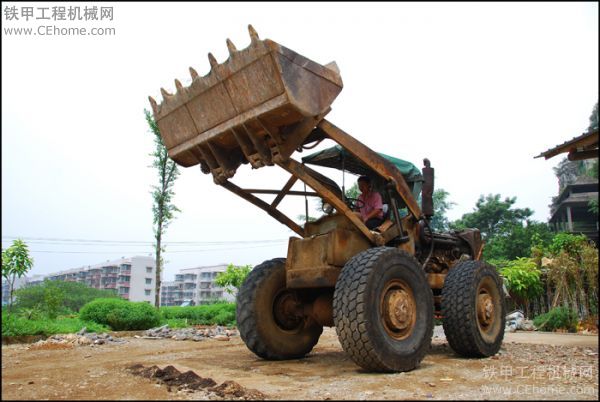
[142, 324, 238, 341]
[27, 331, 126, 350]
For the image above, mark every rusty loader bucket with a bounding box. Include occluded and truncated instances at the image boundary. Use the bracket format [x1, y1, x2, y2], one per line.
[149, 25, 343, 184]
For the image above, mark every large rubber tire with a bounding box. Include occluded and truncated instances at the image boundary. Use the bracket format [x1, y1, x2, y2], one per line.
[236, 258, 323, 360]
[333, 247, 434, 372]
[441, 260, 506, 357]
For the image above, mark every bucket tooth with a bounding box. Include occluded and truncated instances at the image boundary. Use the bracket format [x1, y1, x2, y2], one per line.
[208, 53, 218, 69]
[174, 79, 184, 92]
[148, 96, 159, 115]
[248, 24, 259, 42]
[160, 87, 172, 100]
[226, 38, 237, 55]
[189, 67, 199, 80]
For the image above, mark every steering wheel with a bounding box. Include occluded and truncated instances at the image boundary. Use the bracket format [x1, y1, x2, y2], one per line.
[345, 197, 365, 211]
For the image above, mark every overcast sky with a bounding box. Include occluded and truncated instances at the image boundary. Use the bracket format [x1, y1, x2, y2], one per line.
[2, 2, 598, 281]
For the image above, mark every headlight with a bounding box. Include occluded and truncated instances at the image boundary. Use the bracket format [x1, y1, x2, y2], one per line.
[322, 202, 333, 214]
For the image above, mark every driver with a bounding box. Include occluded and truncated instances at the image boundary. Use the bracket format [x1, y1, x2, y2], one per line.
[356, 175, 384, 230]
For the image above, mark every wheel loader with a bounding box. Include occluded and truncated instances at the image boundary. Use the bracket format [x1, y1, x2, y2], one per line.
[148, 25, 505, 373]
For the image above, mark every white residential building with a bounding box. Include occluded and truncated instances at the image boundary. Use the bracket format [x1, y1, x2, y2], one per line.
[161, 264, 236, 306]
[4, 256, 158, 304]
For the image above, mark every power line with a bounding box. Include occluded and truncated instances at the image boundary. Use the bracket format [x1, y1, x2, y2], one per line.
[2, 236, 289, 246]
[23, 242, 287, 254]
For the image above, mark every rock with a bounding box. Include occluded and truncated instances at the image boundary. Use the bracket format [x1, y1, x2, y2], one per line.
[77, 337, 92, 346]
[213, 335, 229, 341]
[94, 339, 105, 345]
[519, 320, 535, 331]
[77, 327, 87, 336]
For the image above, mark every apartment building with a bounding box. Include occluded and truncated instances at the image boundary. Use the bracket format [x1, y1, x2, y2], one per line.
[160, 264, 235, 306]
[2, 256, 158, 304]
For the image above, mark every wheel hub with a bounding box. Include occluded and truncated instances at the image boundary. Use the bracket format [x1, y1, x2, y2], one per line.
[381, 280, 416, 340]
[477, 292, 494, 327]
[273, 291, 303, 330]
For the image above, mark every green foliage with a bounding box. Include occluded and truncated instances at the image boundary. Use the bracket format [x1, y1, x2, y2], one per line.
[43, 285, 65, 319]
[451, 194, 533, 241]
[160, 303, 236, 327]
[533, 306, 578, 332]
[589, 199, 599, 215]
[17, 306, 43, 320]
[160, 318, 190, 329]
[2, 313, 109, 337]
[146, 109, 181, 307]
[500, 258, 544, 301]
[2, 239, 34, 315]
[585, 159, 598, 180]
[79, 298, 161, 331]
[15, 280, 119, 313]
[483, 220, 553, 261]
[546, 237, 598, 319]
[429, 188, 456, 232]
[587, 101, 598, 132]
[548, 233, 588, 257]
[215, 264, 252, 295]
[344, 183, 360, 199]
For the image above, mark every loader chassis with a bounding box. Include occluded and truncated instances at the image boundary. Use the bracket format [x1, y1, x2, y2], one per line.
[149, 25, 505, 373]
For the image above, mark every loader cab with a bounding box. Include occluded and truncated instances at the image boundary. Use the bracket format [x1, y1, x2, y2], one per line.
[301, 144, 423, 231]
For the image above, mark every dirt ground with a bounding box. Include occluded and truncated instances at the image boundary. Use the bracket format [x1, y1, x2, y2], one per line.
[2, 326, 598, 400]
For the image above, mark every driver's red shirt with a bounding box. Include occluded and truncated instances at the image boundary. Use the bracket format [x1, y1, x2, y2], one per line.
[358, 191, 383, 221]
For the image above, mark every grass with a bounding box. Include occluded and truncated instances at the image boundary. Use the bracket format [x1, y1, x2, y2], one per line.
[160, 318, 191, 329]
[159, 303, 236, 327]
[1, 302, 237, 337]
[2, 313, 110, 337]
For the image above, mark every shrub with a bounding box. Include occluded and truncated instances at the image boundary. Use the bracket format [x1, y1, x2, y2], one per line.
[533, 306, 578, 332]
[548, 233, 588, 257]
[79, 298, 160, 331]
[160, 303, 236, 327]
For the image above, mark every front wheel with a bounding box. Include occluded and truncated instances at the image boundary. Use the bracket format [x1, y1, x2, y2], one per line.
[441, 260, 506, 357]
[333, 247, 434, 372]
[236, 258, 323, 360]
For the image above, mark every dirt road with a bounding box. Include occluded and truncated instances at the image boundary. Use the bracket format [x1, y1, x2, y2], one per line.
[2, 327, 598, 400]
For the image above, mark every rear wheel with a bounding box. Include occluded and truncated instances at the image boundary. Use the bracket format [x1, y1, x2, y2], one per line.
[333, 247, 434, 372]
[441, 260, 505, 357]
[236, 258, 323, 360]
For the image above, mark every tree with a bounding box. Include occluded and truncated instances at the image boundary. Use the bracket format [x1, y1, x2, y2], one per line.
[1, 239, 34, 315]
[553, 158, 581, 194]
[214, 264, 252, 295]
[499, 257, 544, 318]
[15, 280, 118, 313]
[429, 188, 456, 232]
[146, 109, 181, 308]
[588, 101, 598, 132]
[451, 194, 533, 241]
[546, 233, 598, 318]
[483, 220, 553, 261]
[344, 182, 360, 199]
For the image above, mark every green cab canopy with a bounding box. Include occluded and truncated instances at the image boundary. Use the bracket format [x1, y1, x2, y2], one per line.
[301, 145, 423, 184]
